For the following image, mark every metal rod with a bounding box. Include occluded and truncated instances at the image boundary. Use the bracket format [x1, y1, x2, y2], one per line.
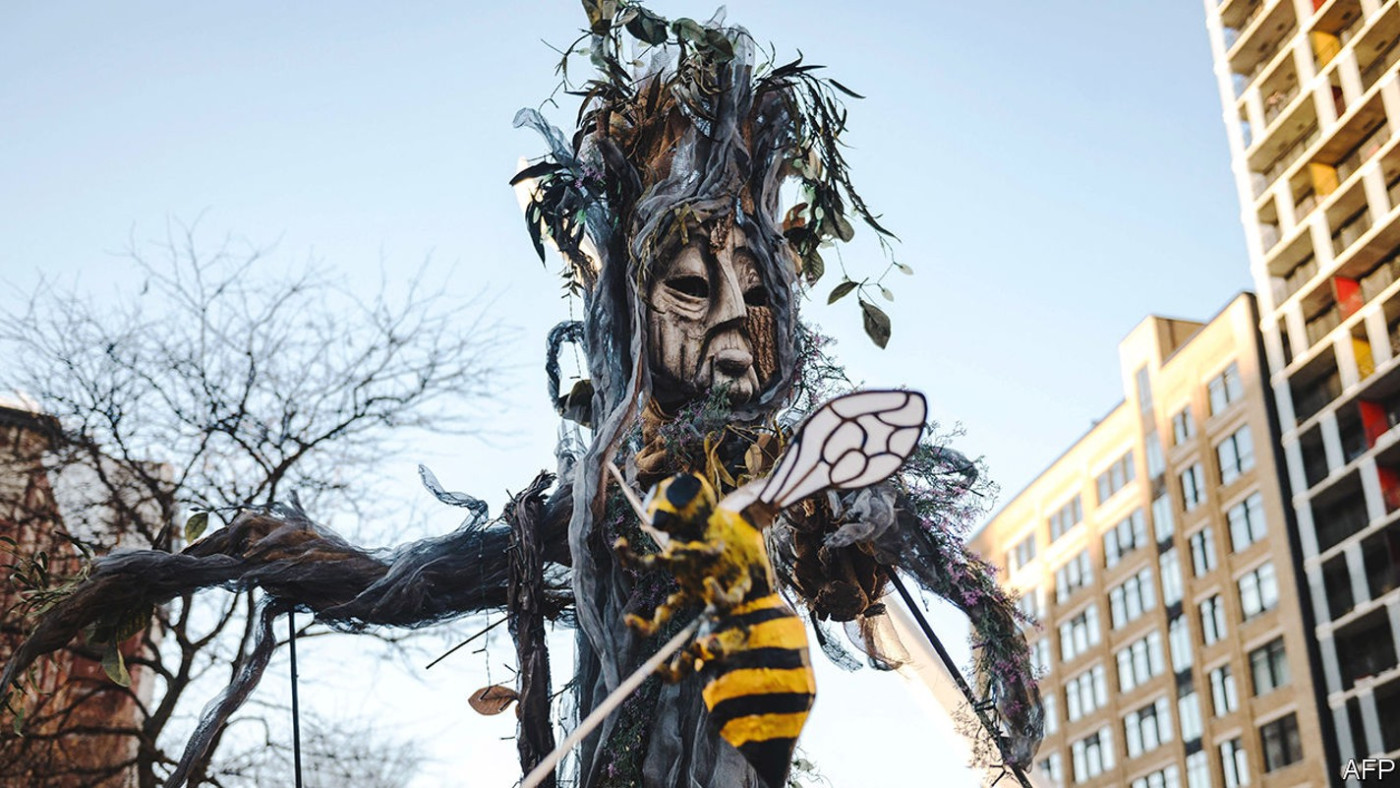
[889, 573, 1031, 788]
[521, 617, 702, 788]
[424, 616, 508, 671]
[288, 610, 303, 788]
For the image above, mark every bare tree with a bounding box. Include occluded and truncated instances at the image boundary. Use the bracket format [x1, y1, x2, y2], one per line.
[0, 222, 500, 787]
[210, 709, 425, 788]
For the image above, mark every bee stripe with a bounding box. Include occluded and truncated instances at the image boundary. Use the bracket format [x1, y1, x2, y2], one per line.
[711, 647, 810, 673]
[715, 605, 793, 630]
[736, 738, 798, 788]
[730, 594, 785, 616]
[733, 616, 808, 651]
[706, 692, 813, 730]
[702, 667, 815, 709]
[718, 712, 808, 747]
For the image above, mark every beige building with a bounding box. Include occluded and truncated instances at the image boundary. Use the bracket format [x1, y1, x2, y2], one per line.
[971, 294, 1330, 788]
[1203, 0, 1400, 775]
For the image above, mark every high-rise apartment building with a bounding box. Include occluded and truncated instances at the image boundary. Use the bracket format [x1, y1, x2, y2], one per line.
[1204, 0, 1400, 769]
[970, 295, 1331, 788]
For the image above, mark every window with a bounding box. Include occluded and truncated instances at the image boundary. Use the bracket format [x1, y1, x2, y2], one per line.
[1060, 605, 1101, 663]
[1110, 567, 1157, 629]
[1071, 728, 1115, 783]
[1055, 550, 1093, 604]
[1260, 713, 1303, 771]
[1044, 692, 1059, 735]
[1016, 588, 1045, 623]
[1220, 737, 1250, 788]
[1216, 425, 1255, 484]
[1209, 362, 1246, 416]
[1116, 630, 1166, 693]
[1123, 697, 1173, 758]
[1227, 492, 1268, 551]
[1180, 464, 1206, 511]
[1007, 533, 1037, 571]
[1039, 753, 1065, 788]
[1030, 638, 1052, 677]
[1104, 510, 1148, 568]
[1097, 452, 1136, 504]
[1159, 549, 1183, 606]
[1189, 527, 1217, 577]
[1238, 563, 1279, 620]
[1136, 366, 1153, 415]
[1177, 679, 1203, 741]
[1169, 616, 1193, 673]
[1152, 493, 1175, 542]
[1209, 663, 1239, 716]
[1050, 496, 1084, 542]
[1146, 432, 1165, 478]
[1172, 406, 1195, 445]
[1250, 637, 1290, 696]
[1066, 664, 1109, 722]
[1200, 595, 1228, 645]
[1131, 765, 1180, 788]
[1186, 751, 1211, 788]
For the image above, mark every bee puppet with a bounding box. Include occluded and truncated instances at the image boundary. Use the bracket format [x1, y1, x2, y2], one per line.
[615, 389, 927, 788]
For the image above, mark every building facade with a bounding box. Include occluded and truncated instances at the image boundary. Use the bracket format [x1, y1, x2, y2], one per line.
[1204, 0, 1400, 771]
[0, 404, 146, 787]
[970, 295, 1331, 788]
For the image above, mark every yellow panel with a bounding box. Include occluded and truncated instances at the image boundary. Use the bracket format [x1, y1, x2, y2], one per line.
[1310, 162, 1340, 197]
[1311, 32, 1341, 68]
[1354, 337, 1376, 379]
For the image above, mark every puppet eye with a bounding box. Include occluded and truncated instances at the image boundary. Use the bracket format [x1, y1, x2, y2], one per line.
[666, 276, 710, 299]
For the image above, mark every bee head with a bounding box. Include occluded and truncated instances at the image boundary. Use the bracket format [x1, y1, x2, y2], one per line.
[642, 473, 715, 542]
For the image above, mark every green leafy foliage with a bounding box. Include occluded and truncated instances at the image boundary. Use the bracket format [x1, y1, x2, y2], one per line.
[859, 298, 891, 349]
[184, 511, 210, 542]
[827, 280, 857, 304]
[520, 1, 912, 347]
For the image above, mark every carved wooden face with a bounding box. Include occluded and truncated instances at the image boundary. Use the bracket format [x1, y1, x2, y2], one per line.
[645, 226, 771, 405]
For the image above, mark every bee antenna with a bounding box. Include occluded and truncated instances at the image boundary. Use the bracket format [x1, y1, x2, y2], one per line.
[605, 461, 671, 548]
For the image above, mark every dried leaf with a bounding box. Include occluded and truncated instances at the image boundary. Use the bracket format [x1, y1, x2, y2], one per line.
[583, 0, 618, 34]
[102, 644, 131, 687]
[829, 79, 866, 99]
[827, 280, 857, 304]
[671, 18, 704, 44]
[468, 685, 519, 716]
[860, 299, 891, 349]
[509, 161, 558, 186]
[625, 8, 669, 45]
[879, 285, 894, 302]
[803, 250, 824, 284]
[703, 29, 735, 63]
[745, 441, 764, 476]
[833, 214, 855, 243]
[895, 261, 914, 275]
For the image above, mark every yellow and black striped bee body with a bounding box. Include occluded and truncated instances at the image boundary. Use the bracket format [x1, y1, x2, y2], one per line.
[617, 472, 815, 788]
[694, 593, 815, 788]
[615, 390, 930, 788]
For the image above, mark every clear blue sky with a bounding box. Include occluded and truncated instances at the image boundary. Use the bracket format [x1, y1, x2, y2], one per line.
[1, 2, 1250, 786]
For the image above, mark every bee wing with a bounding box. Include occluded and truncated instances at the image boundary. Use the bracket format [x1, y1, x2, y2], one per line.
[757, 390, 927, 509]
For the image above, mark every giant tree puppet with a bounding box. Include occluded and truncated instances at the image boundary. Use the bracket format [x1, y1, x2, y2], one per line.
[0, 6, 1042, 788]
